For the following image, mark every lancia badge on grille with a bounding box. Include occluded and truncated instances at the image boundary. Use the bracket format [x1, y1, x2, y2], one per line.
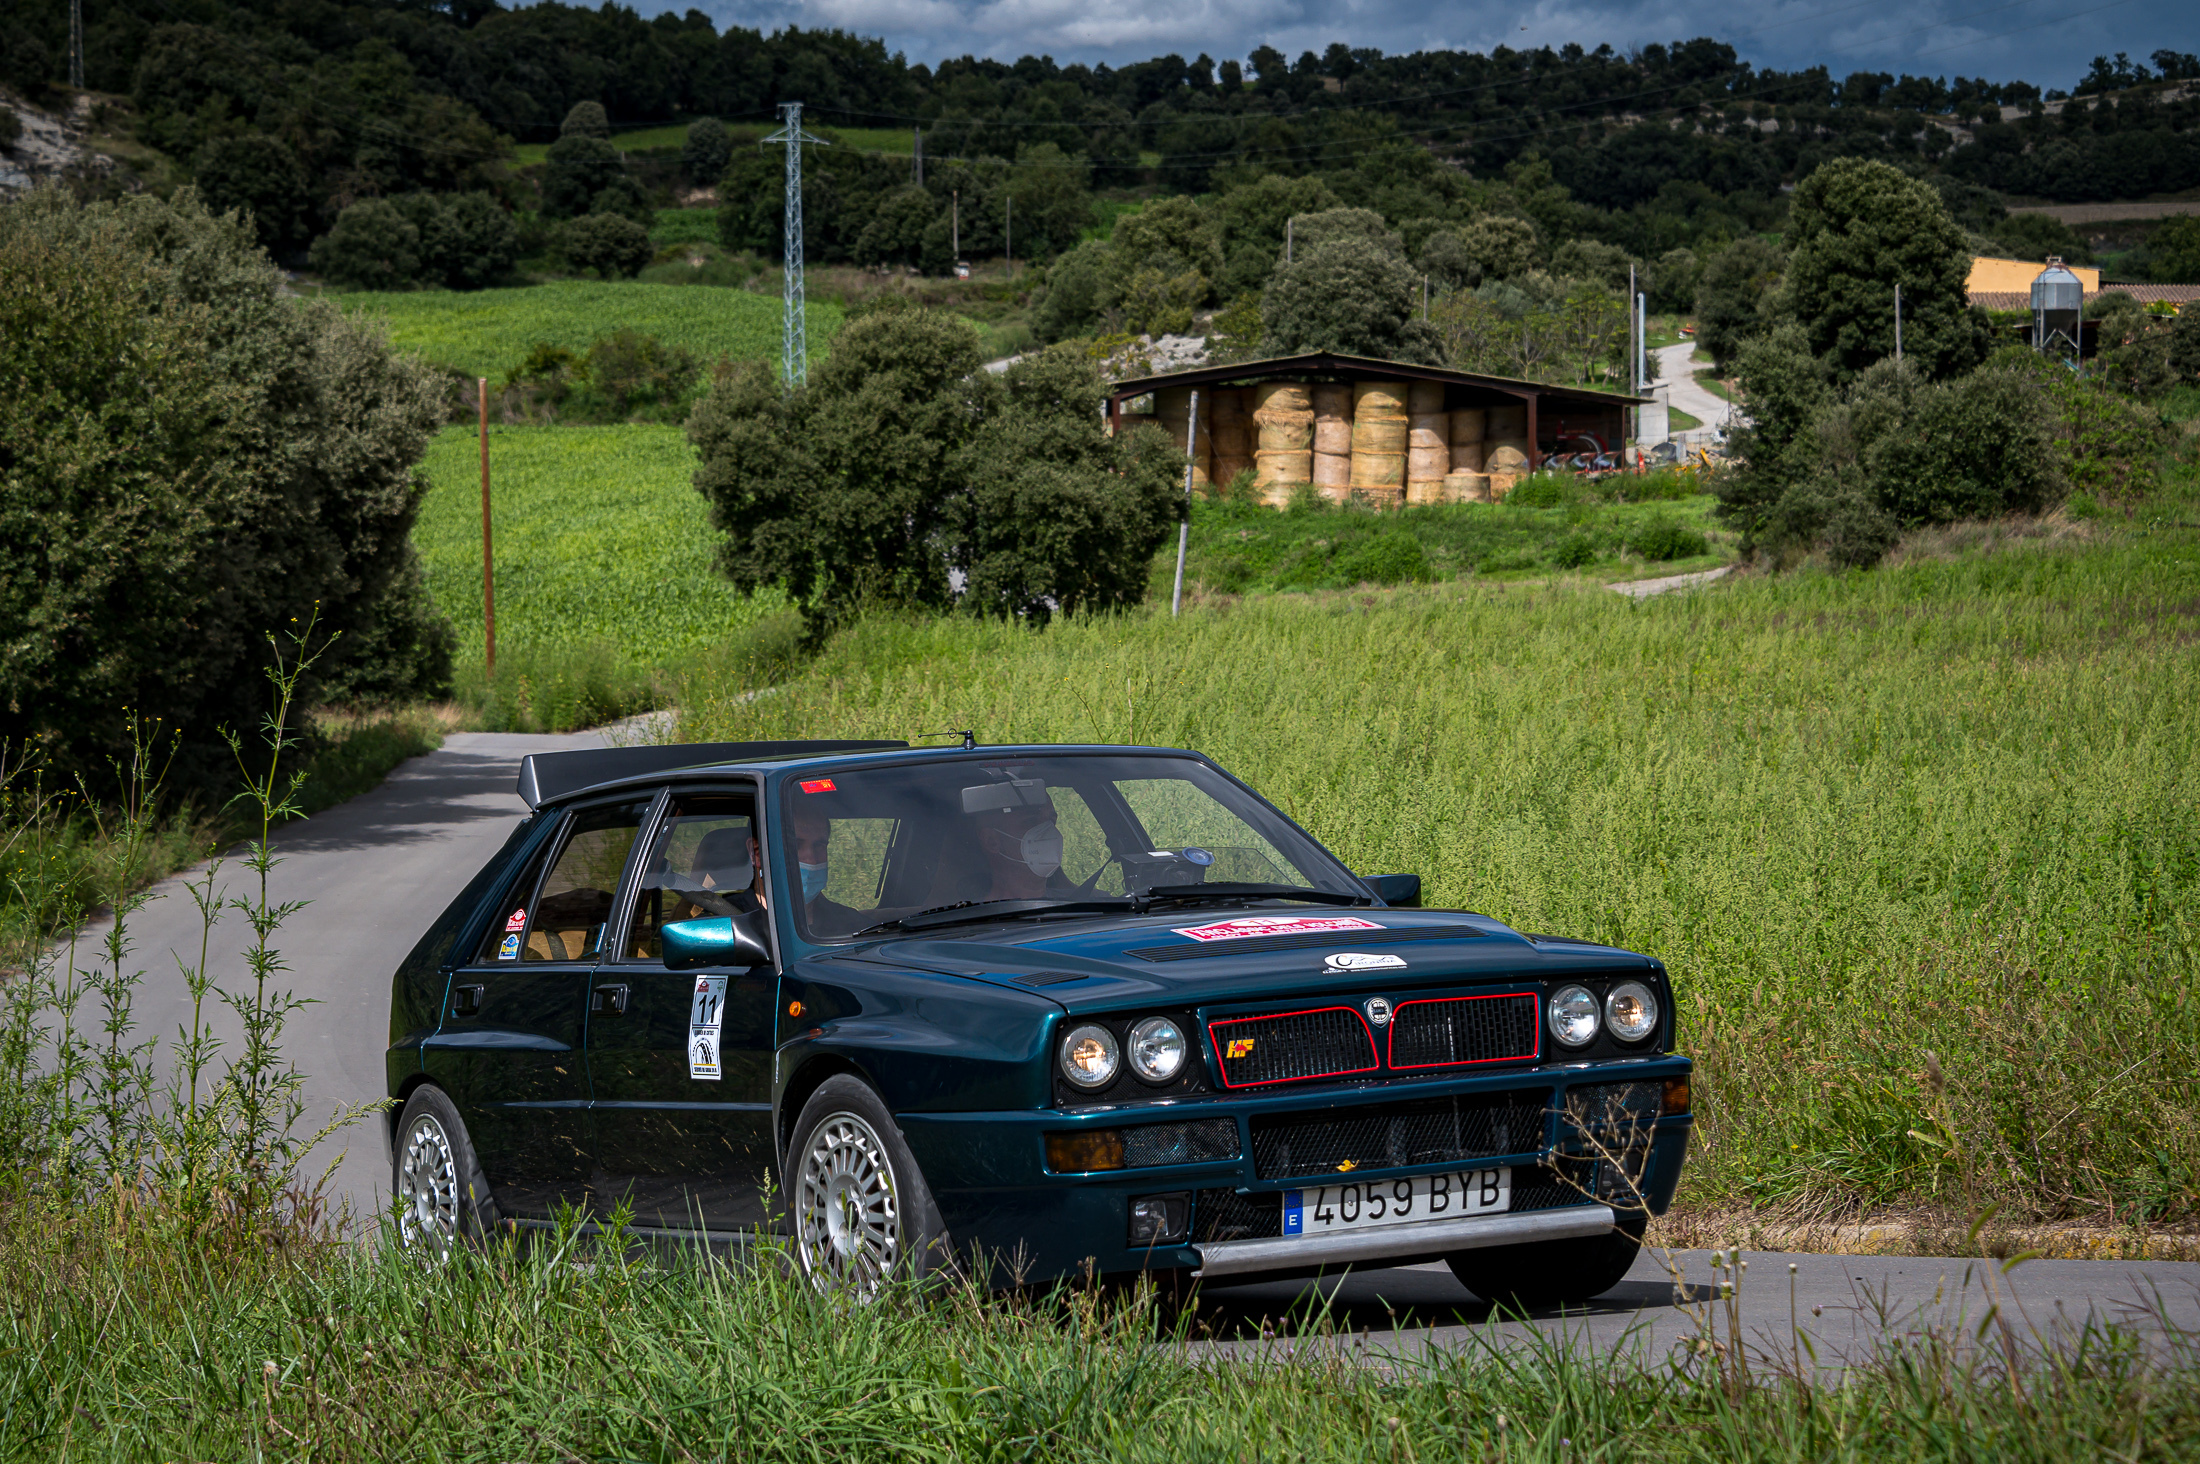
[1363, 996, 1393, 1026]
[1326, 951, 1407, 973]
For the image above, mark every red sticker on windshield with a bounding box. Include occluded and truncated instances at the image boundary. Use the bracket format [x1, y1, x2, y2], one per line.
[1171, 915, 1384, 942]
[799, 778, 836, 793]
[505, 908, 527, 932]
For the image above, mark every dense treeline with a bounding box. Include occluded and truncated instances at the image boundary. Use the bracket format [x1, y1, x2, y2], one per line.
[7, 1, 2200, 269]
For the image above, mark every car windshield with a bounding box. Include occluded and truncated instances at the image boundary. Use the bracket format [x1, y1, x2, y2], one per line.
[779, 754, 1362, 942]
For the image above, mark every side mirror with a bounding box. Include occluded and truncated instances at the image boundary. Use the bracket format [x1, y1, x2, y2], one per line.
[663, 912, 772, 970]
[1360, 873, 1422, 908]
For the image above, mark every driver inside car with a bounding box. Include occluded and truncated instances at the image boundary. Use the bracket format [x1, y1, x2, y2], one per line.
[968, 785, 1066, 904]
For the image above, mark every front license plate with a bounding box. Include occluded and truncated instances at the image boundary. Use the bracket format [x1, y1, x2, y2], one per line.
[1282, 1169, 1510, 1236]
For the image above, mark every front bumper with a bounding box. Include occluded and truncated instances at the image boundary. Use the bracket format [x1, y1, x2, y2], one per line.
[895, 1057, 1690, 1281]
[1193, 1203, 1617, 1278]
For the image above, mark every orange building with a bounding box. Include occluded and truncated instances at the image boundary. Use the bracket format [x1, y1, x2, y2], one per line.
[1966, 256, 2101, 298]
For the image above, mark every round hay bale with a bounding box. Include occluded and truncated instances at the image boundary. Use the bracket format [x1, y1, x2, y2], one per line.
[1408, 446, 1450, 482]
[1406, 478, 1447, 507]
[1312, 450, 1351, 498]
[1486, 440, 1531, 473]
[1256, 448, 1312, 489]
[1211, 387, 1251, 424]
[1485, 404, 1527, 439]
[1451, 439, 1486, 473]
[1353, 380, 1410, 419]
[1351, 447, 1405, 490]
[1311, 384, 1352, 456]
[1259, 418, 1315, 451]
[1352, 485, 1405, 510]
[1444, 470, 1490, 503]
[1254, 381, 1312, 417]
[1486, 470, 1522, 502]
[1450, 407, 1486, 443]
[1407, 381, 1446, 414]
[1408, 412, 1448, 451]
[1311, 382, 1352, 417]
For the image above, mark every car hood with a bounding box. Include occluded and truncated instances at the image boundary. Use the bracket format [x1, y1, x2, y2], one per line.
[831, 907, 1651, 1014]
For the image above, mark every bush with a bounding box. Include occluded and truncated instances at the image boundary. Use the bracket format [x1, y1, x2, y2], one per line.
[0, 186, 452, 797]
[689, 313, 1181, 633]
[541, 134, 626, 220]
[1628, 517, 1708, 562]
[1549, 531, 1597, 568]
[583, 328, 700, 412]
[309, 198, 420, 290]
[1334, 530, 1431, 584]
[412, 192, 518, 290]
[561, 212, 653, 278]
[561, 100, 611, 139]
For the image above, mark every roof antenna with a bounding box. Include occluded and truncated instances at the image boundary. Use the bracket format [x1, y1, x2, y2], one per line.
[915, 730, 978, 751]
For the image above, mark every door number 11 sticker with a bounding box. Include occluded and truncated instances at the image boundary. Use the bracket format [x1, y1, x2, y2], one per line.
[689, 975, 727, 1081]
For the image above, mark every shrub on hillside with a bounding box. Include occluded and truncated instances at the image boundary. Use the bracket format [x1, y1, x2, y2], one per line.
[585, 329, 700, 412]
[1628, 517, 1709, 562]
[560, 212, 653, 278]
[541, 134, 627, 220]
[680, 117, 731, 185]
[0, 185, 453, 797]
[561, 100, 611, 139]
[310, 193, 517, 290]
[309, 197, 419, 290]
[192, 132, 311, 253]
[688, 310, 1181, 632]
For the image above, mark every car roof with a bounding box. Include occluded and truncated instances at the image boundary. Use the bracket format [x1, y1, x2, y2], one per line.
[517, 741, 1207, 810]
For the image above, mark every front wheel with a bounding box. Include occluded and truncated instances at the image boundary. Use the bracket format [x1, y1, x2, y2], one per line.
[392, 1086, 498, 1258]
[786, 1076, 950, 1298]
[1444, 1212, 1646, 1311]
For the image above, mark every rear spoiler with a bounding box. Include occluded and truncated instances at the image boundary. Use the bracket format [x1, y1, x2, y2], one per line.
[516, 741, 906, 809]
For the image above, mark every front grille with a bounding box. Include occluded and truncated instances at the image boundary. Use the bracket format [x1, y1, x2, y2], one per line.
[1510, 1160, 1599, 1212]
[1209, 1007, 1378, 1088]
[1121, 1119, 1240, 1168]
[1249, 1090, 1549, 1181]
[1130, 924, 1487, 962]
[1388, 992, 1539, 1069]
[1194, 1186, 1283, 1243]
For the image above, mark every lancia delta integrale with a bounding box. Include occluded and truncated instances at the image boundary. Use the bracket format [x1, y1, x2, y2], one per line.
[387, 741, 1691, 1305]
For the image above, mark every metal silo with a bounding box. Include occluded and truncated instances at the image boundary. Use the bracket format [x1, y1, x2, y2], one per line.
[2032, 257, 2084, 360]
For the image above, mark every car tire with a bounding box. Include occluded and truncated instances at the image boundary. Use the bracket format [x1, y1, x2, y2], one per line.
[786, 1075, 952, 1297]
[392, 1085, 499, 1258]
[1444, 1211, 1646, 1311]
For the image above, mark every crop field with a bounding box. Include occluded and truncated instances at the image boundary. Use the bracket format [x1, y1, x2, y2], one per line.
[331, 281, 840, 382]
[414, 423, 780, 662]
[683, 528, 2200, 1225]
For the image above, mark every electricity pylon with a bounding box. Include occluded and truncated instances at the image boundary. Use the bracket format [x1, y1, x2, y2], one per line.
[764, 102, 827, 388]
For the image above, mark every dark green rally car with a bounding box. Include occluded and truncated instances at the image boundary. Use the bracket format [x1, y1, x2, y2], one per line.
[386, 740, 1692, 1303]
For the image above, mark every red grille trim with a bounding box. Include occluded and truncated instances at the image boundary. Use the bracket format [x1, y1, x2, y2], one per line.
[1207, 1006, 1380, 1089]
[1386, 991, 1542, 1071]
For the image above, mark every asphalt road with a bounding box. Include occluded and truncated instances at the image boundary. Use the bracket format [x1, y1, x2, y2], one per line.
[67, 729, 612, 1230]
[65, 731, 2200, 1357]
[1652, 342, 1737, 438]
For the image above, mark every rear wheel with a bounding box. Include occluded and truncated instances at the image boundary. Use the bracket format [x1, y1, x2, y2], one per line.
[1444, 1212, 1646, 1311]
[392, 1086, 498, 1258]
[787, 1076, 951, 1298]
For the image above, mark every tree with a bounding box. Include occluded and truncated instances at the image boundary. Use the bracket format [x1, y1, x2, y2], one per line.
[192, 133, 312, 254]
[416, 192, 518, 290]
[562, 100, 612, 138]
[681, 116, 732, 185]
[1033, 240, 1108, 342]
[541, 134, 627, 219]
[2149, 217, 2200, 284]
[1459, 215, 1539, 282]
[560, 212, 653, 278]
[1694, 237, 1785, 372]
[1261, 235, 1443, 363]
[0, 186, 451, 796]
[309, 199, 421, 290]
[1786, 157, 1987, 382]
[688, 309, 1177, 633]
[2170, 306, 2200, 384]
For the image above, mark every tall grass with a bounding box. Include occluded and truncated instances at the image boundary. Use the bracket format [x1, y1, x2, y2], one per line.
[3, 1208, 2194, 1461]
[681, 538, 2200, 1223]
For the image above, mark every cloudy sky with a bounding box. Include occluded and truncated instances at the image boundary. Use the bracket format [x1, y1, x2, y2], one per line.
[664, 0, 2198, 93]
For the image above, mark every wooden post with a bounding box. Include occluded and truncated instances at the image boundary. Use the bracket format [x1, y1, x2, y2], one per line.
[479, 377, 495, 679]
[1171, 389, 1199, 618]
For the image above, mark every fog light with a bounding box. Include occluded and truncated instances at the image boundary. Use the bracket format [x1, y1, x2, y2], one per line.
[1046, 1129, 1125, 1172]
[1128, 1193, 1191, 1248]
[1662, 1076, 1692, 1115]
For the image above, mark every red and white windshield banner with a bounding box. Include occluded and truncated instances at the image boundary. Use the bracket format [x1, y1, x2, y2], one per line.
[1170, 914, 1385, 943]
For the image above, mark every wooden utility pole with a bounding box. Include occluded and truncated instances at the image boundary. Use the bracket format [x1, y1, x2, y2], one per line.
[1171, 390, 1199, 618]
[1894, 284, 1904, 364]
[479, 378, 496, 678]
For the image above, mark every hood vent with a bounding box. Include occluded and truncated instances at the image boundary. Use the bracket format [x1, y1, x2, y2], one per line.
[1128, 924, 1486, 962]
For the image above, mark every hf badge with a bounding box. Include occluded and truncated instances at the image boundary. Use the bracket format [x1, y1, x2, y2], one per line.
[689, 974, 727, 1081]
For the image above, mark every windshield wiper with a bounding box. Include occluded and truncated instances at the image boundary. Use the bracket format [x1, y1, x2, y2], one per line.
[1141, 883, 1369, 907]
[855, 897, 1139, 937]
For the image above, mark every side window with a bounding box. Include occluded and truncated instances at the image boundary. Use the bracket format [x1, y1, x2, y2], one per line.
[475, 833, 558, 964]
[622, 793, 758, 962]
[522, 800, 650, 963]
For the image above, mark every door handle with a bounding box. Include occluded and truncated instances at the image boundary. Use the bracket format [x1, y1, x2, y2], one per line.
[451, 983, 486, 1018]
[591, 983, 631, 1015]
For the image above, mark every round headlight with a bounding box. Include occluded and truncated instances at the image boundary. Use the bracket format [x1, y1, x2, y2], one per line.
[1548, 985, 1600, 1048]
[1126, 1017, 1187, 1084]
[1059, 1023, 1120, 1089]
[1605, 981, 1659, 1043]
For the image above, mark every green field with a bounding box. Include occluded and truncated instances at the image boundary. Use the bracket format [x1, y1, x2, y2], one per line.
[332, 281, 841, 382]
[681, 532, 2200, 1225]
[415, 423, 780, 661]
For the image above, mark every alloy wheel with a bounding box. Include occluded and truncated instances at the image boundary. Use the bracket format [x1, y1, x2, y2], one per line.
[397, 1113, 461, 1256]
[795, 1111, 902, 1296]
